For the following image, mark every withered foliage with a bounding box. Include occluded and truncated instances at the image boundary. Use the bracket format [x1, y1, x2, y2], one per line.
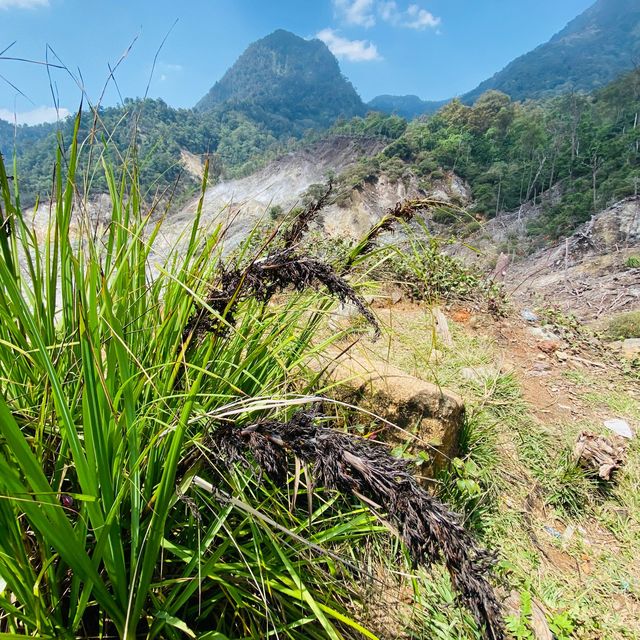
[280, 180, 333, 249]
[342, 198, 441, 272]
[209, 411, 505, 640]
[182, 248, 380, 343]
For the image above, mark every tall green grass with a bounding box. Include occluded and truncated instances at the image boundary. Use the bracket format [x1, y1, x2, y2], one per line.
[0, 113, 381, 638]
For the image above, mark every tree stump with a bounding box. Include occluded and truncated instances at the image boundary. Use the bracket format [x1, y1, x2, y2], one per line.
[573, 431, 628, 480]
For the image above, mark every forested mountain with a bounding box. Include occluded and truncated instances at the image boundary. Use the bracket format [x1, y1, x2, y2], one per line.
[0, 99, 287, 205]
[369, 0, 640, 118]
[195, 29, 365, 133]
[367, 95, 445, 119]
[4, 6, 640, 222]
[463, 0, 640, 103]
[0, 30, 369, 206]
[338, 69, 640, 239]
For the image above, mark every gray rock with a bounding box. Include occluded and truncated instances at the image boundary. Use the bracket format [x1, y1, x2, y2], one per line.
[528, 326, 561, 342]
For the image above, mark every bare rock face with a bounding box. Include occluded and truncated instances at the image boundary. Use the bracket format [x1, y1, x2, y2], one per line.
[313, 349, 464, 474]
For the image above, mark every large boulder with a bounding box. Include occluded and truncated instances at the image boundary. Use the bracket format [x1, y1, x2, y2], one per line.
[312, 349, 464, 475]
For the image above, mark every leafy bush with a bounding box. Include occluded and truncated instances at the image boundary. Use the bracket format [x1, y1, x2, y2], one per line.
[379, 224, 506, 313]
[625, 255, 640, 268]
[606, 310, 640, 340]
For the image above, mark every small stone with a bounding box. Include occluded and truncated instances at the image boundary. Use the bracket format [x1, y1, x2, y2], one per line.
[521, 309, 539, 322]
[604, 418, 633, 439]
[538, 340, 559, 354]
[556, 351, 569, 362]
[528, 326, 561, 342]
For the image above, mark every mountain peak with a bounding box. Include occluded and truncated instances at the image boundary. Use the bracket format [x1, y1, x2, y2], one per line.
[194, 30, 365, 130]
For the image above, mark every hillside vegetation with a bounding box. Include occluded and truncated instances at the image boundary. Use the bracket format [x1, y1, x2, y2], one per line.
[3, 29, 640, 240]
[463, 0, 640, 103]
[338, 69, 640, 239]
[369, 0, 640, 118]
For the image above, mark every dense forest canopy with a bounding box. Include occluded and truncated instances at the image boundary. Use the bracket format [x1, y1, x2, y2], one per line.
[195, 29, 365, 132]
[337, 69, 640, 239]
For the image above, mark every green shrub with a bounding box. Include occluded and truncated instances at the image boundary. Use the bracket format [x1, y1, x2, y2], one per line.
[0, 123, 380, 639]
[625, 255, 640, 268]
[379, 223, 506, 313]
[606, 310, 640, 340]
[0, 126, 506, 639]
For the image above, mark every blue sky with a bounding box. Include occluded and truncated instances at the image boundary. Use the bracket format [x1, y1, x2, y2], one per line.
[0, 0, 595, 124]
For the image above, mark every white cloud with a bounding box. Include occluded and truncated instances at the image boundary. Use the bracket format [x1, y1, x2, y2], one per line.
[333, 0, 376, 28]
[377, 1, 440, 30]
[0, 106, 70, 125]
[316, 28, 381, 62]
[404, 3, 440, 29]
[378, 0, 397, 22]
[0, 0, 48, 9]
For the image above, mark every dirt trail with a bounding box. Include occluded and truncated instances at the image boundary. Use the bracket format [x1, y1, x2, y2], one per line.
[352, 296, 640, 638]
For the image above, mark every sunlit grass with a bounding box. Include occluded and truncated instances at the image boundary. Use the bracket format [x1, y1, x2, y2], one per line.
[0, 113, 388, 638]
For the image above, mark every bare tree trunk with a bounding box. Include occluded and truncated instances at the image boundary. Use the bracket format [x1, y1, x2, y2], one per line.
[526, 156, 547, 202]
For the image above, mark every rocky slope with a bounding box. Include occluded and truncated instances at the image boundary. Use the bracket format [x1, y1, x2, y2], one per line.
[155, 135, 474, 257]
[507, 197, 640, 321]
[451, 195, 640, 322]
[155, 135, 387, 256]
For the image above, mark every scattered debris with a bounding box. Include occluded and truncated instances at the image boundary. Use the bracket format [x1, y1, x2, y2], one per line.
[604, 418, 634, 439]
[574, 431, 628, 480]
[543, 525, 562, 539]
